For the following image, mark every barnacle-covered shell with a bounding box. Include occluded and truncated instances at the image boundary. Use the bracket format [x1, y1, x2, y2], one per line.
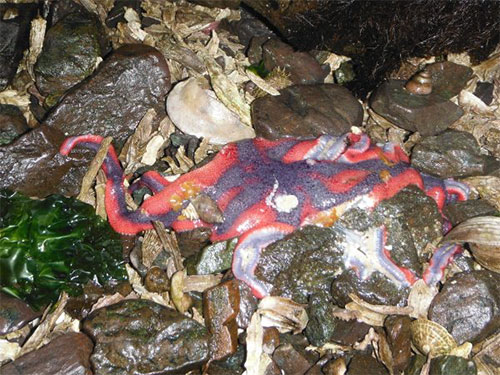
[405, 70, 432, 95]
[410, 318, 457, 357]
[443, 216, 500, 272]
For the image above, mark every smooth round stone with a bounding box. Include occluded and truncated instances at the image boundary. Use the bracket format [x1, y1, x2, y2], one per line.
[252, 84, 363, 139]
[370, 79, 463, 136]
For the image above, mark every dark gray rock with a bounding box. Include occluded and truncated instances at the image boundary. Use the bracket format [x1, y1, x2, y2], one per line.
[305, 292, 338, 347]
[474, 81, 494, 106]
[428, 270, 500, 344]
[0, 125, 93, 198]
[235, 280, 258, 329]
[370, 79, 463, 136]
[443, 200, 498, 226]
[0, 104, 29, 145]
[273, 344, 313, 375]
[411, 130, 500, 178]
[0, 332, 93, 375]
[429, 356, 477, 375]
[44, 44, 171, 147]
[0, 4, 38, 90]
[254, 226, 345, 304]
[35, 11, 107, 107]
[425, 61, 473, 100]
[83, 299, 210, 375]
[261, 38, 328, 85]
[252, 84, 363, 139]
[385, 315, 413, 374]
[187, 238, 237, 275]
[0, 293, 40, 336]
[347, 352, 389, 375]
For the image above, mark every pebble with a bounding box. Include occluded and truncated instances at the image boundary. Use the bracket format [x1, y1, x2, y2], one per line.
[443, 199, 499, 226]
[425, 61, 473, 100]
[428, 270, 500, 344]
[385, 315, 413, 374]
[166, 78, 255, 144]
[235, 280, 258, 329]
[44, 44, 171, 147]
[0, 293, 40, 336]
[0, 104, 29, 145]
[203, 279, 240, 360]
[429, 356, 477, 375]
[411, 130, 500, 178]
[251, 84, 363, 139]
[0, 125, 92, 198]
[261, 38, 328, 85]
[83, 299, 210, 374]
[369, 79, 463, 136]
[347, 352, 390, 375]
[187, 238, 237, 275]
[35, 10, 107, 107]
[0, 4, 38, 90]
[273, 343, 313, 375]
[0, 332, 93, 375]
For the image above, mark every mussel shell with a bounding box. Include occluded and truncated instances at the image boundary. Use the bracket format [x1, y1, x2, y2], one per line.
[443, 216, 500, 273]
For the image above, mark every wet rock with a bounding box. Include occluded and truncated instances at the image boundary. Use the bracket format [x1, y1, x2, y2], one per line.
[369, 79, 463, 136]
[177, 227, 212, 258]
[0, 332, 93, 375]
[45, 0, 87, 27]
[252, 84, 363, 139]
[187, 238, 237, 275]
[204, 280, 240, 360]
[385, 315, 412, 374]
[0, 4, 38, 90]
[106, 0, 142, 28]
[428, 270, 500, 344]
[166, 78, 255, 145]
[227, 8, 275, 48]
[261, 38, 327, 85]
[45, 44, 171, 147]
[425, 61, 473, 100]
[0, 125, 92, 198]
[0, 104, 29, 145]
[35, 11, 107, 107]
[429, 356, 477, 375]
[331, 270, 409, 307]
[0, 293, 40, 336]
[254, 226, 345, 304]
[273, 344, 313, 375]
[144, 266, 170, 293]
[330, 319, 371, 347]
[372, 186, 442, 263]
[206, 344, 246, 375]
[347, 352, 389, 375]
[405, 355, 427, 375]
[331, 186, 441, 306]
[305, 292, 338, 346]
[474, 81, 494, 106]
[263, 327, 280, 355]
[236, 280, 258, 329]
[443, 199, 498, 226]
[83, 299, 210, 374]
[411, 130, 500, 178]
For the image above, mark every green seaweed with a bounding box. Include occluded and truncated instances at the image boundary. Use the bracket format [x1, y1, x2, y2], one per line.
[0, 189, 126, 310]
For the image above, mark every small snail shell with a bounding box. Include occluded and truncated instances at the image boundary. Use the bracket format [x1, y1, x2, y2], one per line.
[405, 70, 432, 95]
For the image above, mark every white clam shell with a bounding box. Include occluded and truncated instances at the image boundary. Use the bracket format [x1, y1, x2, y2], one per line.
[166, 78, 255, 145]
